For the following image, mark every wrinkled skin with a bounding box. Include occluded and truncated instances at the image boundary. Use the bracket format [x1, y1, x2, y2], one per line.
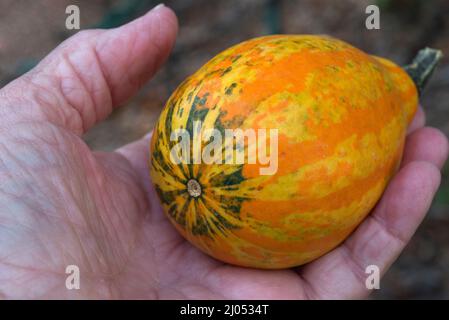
[0, 5, 447, 299]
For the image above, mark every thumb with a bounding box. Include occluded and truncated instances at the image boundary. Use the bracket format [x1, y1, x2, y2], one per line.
[0, 4, 177, 135]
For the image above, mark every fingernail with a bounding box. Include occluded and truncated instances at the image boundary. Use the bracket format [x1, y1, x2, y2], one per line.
[153, 3, 165, 11]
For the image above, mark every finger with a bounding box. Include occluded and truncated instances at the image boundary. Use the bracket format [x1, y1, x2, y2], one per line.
[299, 161, 441, 299]
[0, 4, 177, 135]
[401, 127, 449, 169]
[115, 132, 153, 191]
[407, 105, 426, 135]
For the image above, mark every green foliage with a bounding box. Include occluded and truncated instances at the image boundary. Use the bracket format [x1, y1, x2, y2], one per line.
[435, 163, 449, 204]
[94, 0, 155, 29]
[264, 0, 282, 35]
[376, 0, 393, 10]
[14, 59, 37, 76]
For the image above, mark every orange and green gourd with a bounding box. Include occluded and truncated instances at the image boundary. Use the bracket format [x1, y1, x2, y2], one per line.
[149, 35, 442, 269]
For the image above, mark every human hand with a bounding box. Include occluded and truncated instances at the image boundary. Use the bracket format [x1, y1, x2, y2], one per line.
[0, 5, 447, 299]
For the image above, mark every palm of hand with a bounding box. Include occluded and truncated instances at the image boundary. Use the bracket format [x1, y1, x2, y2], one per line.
[1, 122, 314, 299]
[0, 6, 447, 300]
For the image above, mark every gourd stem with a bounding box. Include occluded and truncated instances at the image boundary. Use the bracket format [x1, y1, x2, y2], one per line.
[403, 47, 443, 96]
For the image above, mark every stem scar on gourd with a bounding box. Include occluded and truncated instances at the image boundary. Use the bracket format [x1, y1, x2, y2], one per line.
[187, 179, 202, 198]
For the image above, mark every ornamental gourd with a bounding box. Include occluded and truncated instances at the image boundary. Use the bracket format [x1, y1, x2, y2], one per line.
[149, 35, 441, 269]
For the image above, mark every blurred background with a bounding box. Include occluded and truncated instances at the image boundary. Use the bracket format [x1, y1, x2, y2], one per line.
[0, 0, 448, 299]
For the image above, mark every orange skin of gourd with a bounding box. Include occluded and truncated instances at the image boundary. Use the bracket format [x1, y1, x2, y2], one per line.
[150, 35, 418, 269]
